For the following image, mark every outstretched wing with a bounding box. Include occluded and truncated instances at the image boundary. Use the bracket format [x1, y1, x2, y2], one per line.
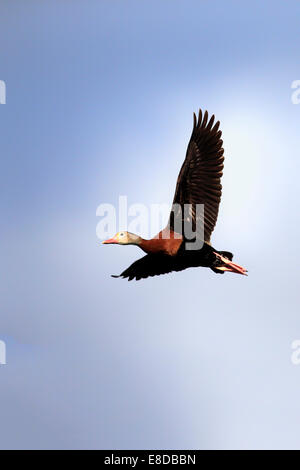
[169, 110, 224, 243]
[112, 253, 189, 281]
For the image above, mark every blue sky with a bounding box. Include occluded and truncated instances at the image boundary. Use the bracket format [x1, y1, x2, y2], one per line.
[1, 0, 300, 449]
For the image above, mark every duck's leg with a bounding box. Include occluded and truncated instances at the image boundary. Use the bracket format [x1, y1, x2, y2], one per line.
[213, 252, 248, 276]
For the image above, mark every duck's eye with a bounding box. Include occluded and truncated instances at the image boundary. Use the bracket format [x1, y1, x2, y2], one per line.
[120, 232, 124, 237]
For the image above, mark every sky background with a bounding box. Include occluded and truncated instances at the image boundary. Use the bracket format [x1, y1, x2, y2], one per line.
[1, 0, 300, 450]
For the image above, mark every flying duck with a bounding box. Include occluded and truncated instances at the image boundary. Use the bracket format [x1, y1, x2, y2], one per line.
[103, 110, 247, 280]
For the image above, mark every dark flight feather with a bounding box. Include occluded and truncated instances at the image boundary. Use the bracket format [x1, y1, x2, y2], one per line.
[113, 244, 216, 281]
[168, 110, 224, 243]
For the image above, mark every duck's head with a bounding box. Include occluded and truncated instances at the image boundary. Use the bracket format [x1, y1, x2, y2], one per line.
[102, 231, 141, 246]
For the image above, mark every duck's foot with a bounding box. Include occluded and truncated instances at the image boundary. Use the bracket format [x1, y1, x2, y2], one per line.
[213, 252, 248, 276]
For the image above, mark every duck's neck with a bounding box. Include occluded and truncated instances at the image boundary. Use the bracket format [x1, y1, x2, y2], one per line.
[127, 233, 143, 246]
[138, 238, 151, 253]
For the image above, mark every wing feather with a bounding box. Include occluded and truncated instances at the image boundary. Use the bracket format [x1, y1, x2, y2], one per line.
[169, 109, 224, 242]
[113, 254, 185, 281]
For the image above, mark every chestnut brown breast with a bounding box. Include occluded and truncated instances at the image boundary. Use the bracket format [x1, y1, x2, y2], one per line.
[140, 230, 183, 256]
